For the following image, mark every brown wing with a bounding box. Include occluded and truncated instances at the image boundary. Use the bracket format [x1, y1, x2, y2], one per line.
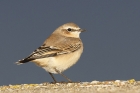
[17, 42, 81, 64]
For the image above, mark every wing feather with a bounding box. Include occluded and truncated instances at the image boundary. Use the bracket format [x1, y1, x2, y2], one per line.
[17, 43, 81, 64]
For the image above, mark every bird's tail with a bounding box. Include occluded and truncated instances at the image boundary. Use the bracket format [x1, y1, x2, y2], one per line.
[15, 58, 30, 65]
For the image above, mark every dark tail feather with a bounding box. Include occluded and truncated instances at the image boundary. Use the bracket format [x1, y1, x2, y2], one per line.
[15, 58, 30, 65]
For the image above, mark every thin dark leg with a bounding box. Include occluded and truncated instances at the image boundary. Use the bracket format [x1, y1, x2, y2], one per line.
[55, 69, 72, 82]
[49, 72, 57, 83]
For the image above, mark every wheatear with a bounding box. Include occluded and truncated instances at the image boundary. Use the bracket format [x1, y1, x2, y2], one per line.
[16, 22, 85, 83]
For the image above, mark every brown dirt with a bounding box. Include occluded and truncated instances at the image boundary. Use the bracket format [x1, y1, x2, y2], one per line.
[0, 79, 140, 93]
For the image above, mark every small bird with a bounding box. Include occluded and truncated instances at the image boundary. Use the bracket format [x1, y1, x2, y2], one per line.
[16, 22, 85, 83]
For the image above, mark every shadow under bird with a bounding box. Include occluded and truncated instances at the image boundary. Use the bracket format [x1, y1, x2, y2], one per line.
[16, 22, 85, 83]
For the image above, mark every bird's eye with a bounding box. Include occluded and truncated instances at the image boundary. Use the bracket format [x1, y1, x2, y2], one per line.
[67, 28, 72, 31]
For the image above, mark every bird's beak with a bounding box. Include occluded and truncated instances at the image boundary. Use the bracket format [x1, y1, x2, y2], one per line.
[79, 29, 86, 32]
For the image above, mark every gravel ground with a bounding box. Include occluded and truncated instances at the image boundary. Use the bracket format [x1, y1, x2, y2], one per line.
[0, 79, 140, 93]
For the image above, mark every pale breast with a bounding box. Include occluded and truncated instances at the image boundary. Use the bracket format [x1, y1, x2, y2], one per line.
[52, 45, 83, 73]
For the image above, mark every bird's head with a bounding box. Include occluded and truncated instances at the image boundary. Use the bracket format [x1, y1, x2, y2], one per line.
[53, 22, 85, 38]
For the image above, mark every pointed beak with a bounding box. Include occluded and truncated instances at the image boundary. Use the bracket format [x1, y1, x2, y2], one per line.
[79, 29, 86, 32]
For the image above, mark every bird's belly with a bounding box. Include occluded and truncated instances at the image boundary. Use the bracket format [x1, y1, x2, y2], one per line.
[32, 49, 83, 74]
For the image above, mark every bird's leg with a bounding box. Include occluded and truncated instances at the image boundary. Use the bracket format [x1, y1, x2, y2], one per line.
[49, 72, 57, 83]
[55, 69, 72, 83]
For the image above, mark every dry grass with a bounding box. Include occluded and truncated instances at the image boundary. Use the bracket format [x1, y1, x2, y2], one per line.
[0, 79, 140, 93]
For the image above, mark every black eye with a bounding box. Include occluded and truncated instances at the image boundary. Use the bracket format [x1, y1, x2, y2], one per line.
[67, 28, 72, 31]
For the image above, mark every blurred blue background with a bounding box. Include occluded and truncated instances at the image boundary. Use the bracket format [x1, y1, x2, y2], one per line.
[0, 0, 140, 85]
